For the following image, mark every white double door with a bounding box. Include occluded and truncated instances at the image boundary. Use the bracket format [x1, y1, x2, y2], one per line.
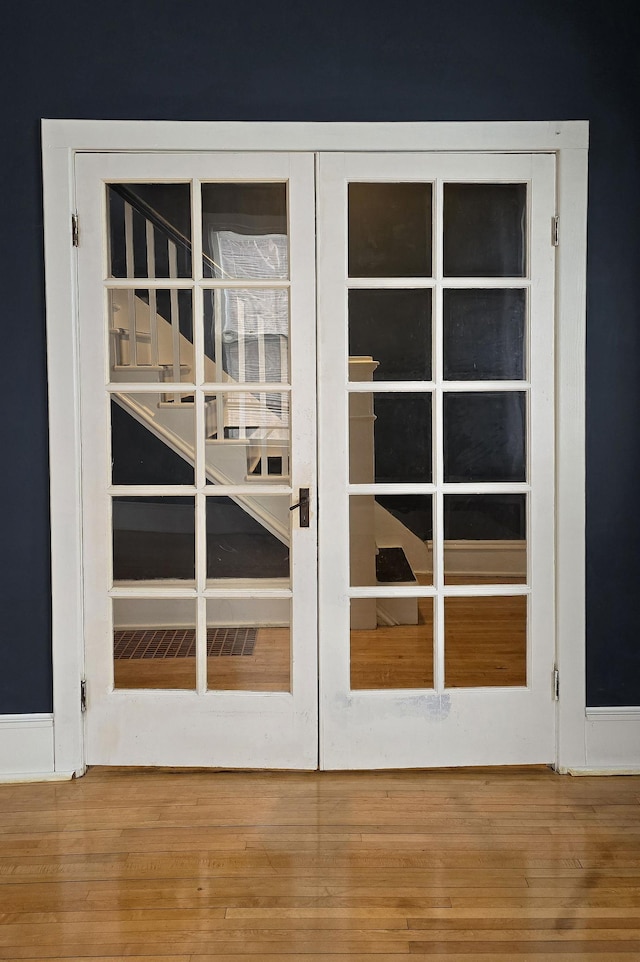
[77, 148, 556, 769]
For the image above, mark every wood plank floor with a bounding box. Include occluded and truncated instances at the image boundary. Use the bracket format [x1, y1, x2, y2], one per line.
[1, 767, 640, 960]
[114, 629, 291, 692]
[114, 589, 527, 692]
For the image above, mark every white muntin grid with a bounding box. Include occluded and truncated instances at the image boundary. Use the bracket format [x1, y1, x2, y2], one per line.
[346, 175, 532, 694]
[104, 177, 295, 695]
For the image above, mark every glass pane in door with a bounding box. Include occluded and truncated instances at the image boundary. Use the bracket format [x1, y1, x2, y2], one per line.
[349, 289, 432, 381]
[444, 494, 527, 586]
[201, 183, 288, 279]
[113, 598, 196, 690]
[207, 598, 291, 692]
[203, 288, 289, 383]
[443, 183, 526, 277]
[351, 597, 434, 690]
[112, 496, 195, 585]
[350, 495, 433, 587]
[349, 392, 433, 484]
[206, 496, 290, 581]
[444, 595, 527, 688]
[443, 392, 526, 482]
[108, 183, 192, 279]
[443, 289, 526, 380]
[204, 392, 290, 483]
[111, 393, 195, 485]
[108, 288, 193, 382]
[348, 183, 433, 277]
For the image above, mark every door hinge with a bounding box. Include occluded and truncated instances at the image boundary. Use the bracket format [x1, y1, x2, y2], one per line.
[72, 213, 79, 247]
[553, 667, 560, 701]
[552, 215, 559, 247]
[80, 679, 87, 713]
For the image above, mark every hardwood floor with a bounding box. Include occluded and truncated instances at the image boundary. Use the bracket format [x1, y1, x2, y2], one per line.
[0, 767, 639, 959]
[114, 629, 291, 692]
[114, 590, 526, 692]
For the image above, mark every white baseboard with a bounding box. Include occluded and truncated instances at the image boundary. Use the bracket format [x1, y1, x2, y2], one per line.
[0, 771, 76, 784]
[442, 540, 527, 578]
[114, 596, 290, 628]
[2, 708, 638, 778]
[0, 713, 57, 780]
[580, 707, 640, 773]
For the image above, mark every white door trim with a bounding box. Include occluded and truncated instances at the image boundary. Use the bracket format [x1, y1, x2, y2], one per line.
[42, 120, 588, 776]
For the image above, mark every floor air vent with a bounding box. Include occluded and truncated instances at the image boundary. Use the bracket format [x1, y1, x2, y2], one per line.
[114, 627, 257, 659]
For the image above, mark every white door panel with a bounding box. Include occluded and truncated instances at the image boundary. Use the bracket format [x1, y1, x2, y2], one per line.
[317, 152, 556, 768]
[77, 151, 318, 768]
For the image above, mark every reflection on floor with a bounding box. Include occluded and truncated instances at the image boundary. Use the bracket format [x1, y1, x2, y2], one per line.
[4, 766, 640, 959]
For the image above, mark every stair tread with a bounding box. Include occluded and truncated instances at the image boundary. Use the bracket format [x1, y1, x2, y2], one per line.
[375, 546, 417, 584]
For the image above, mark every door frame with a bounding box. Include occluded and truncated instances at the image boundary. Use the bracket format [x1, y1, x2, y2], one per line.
[42, 120, 588, 776]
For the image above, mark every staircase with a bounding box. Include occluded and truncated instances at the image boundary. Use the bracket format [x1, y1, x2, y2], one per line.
[109, 185, 431, 615]
[110, 286, 290, 542]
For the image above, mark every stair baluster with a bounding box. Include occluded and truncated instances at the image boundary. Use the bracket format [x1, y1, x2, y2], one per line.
[146, 219, 159, 367]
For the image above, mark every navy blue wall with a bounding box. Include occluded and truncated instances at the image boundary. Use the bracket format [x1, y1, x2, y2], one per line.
[1, 0, 638, 711]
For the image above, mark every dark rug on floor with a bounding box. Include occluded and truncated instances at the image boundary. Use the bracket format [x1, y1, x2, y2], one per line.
[114, 627, 257, 659]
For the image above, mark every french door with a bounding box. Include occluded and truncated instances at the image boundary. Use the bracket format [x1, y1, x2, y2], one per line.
[77, 152, 318, 768]
[76, 148, 556, 769]
[318, 152, 556, 768]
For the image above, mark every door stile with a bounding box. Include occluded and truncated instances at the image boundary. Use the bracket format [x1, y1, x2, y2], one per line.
[316, 154, 349, 770]
[287, 152, 320, 732]
[526, 153, 557, 702]
[433, 174, 445, 694]
[191, 179, 206, 696]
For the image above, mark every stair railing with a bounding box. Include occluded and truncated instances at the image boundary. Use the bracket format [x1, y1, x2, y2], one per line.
[110, 186, 290, 479]
[110, 185, 220, 383]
